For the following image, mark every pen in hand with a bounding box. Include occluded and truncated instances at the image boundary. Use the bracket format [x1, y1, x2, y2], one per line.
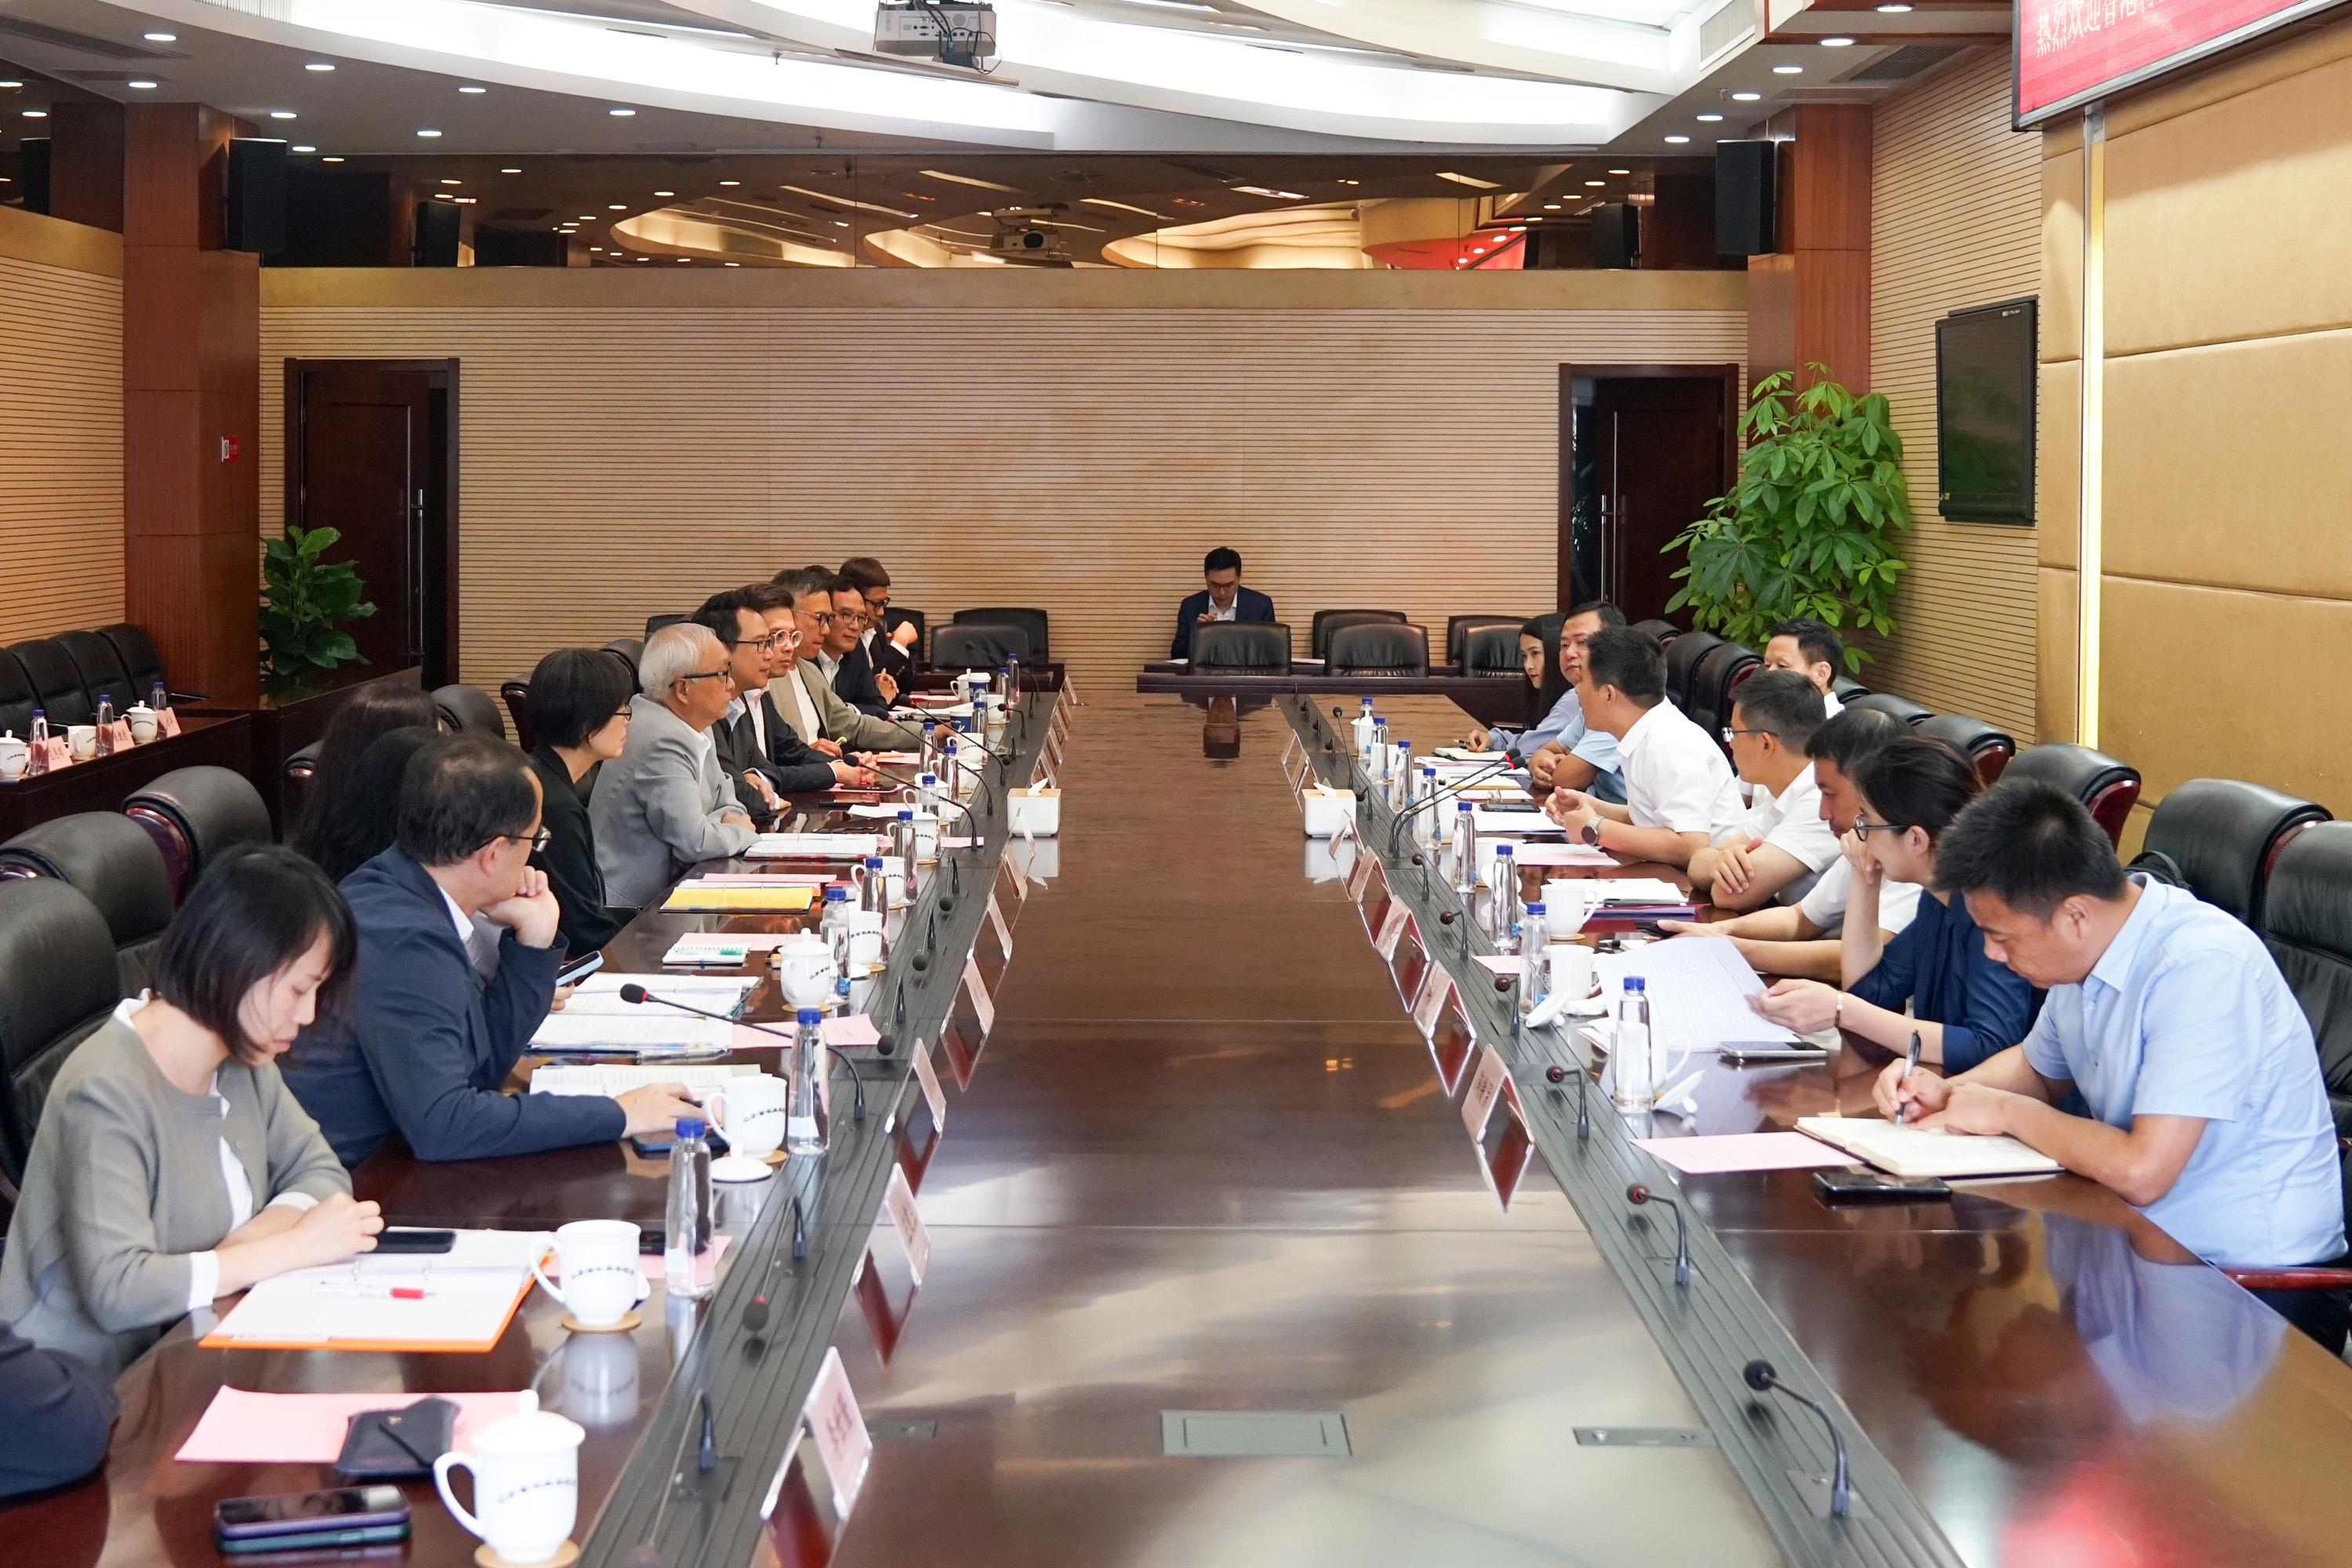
[1894, 1029, 1922, 1127]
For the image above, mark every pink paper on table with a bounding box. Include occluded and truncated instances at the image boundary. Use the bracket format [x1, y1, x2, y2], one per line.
[866, 751, 921, 764]
[822, 1013, 880, 1048]
[689, 873, 831, 887]
[1475, 955, 1523, 975]
[1512, 843, 1617, 868]
[176, 1387, 529, 1465]
[940, 835, 982, 850]
[1630, 1131, 1863, 1175]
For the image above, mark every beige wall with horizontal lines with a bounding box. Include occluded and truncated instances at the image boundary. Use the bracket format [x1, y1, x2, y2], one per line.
[0, 208, 123, 645]
[2043, 13, 2352, 814]
[1867, 49, 2043, 739]
[257, 267, 1746, 691]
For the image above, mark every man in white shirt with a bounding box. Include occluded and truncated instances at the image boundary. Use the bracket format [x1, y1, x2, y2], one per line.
[1661, 706, 1920, 979]
[1543, 626, 1744, 868]
[1764, 617, 1846, 715]
[1686, 670, 1842, 909]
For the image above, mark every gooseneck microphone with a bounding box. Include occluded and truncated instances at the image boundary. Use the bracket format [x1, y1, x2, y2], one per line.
[1626, 1182, 1690, 1287]
[1386, 758, 1514, 855]
[1544, 1061, 1592, 1142]
[1743, 1360, 1853, 1518]
[619, 983, 867, 1123]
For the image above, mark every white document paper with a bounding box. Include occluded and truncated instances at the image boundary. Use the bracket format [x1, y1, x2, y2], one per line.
[207, 1229, 541, 1348]
[1471, 808, 1564, 837]
[1512, 843, 1617, 868]
[1593, 938, 1796, 1049]
[1795, 1117, 2063, 1179]
[746, 833, 888, 859]
[529, 1063, 758, 1096]
[1588, 878, 1694, 905]
[561, 975, 755, 1015]
[529, 1014, 735, 1052]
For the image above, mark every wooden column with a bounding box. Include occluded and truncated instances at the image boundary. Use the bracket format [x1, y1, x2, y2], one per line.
[1747, 103, 1873, 394]
[122, 103, 260, 705]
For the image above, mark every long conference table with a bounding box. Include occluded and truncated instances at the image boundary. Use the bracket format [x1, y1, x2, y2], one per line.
[15, 686, 2352, 1568]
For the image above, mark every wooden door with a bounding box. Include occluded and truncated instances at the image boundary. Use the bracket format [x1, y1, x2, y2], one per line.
[286, 361, 459, 687]
[1559, 366, 1737, 623]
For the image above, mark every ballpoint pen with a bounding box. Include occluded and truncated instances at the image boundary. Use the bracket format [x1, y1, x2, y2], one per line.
[1894, 1029, 1922, 1127]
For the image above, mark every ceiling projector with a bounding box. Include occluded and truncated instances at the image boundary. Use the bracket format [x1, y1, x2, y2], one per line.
[875, 2, 997, 70]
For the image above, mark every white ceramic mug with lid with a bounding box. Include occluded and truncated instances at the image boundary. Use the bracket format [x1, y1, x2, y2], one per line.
[0, 734, 25, 782]
[530, 1219, 646, 1328]
[433, 1405, 586, 1566]
[774, 933, 837, 1008]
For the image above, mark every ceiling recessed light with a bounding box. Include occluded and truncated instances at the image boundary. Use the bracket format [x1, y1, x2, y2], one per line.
[653, 190, 675, 197]
[1080, 196, 1170, 219]
[292, 144, 316, 154]
[635, 255, 649, 261]
[453, 197, 476, 205]
[1697, 112, 1724, 122]
[590, 245, 603, 252]
[1120, 0, 1218, 9]
[675, 256, 690, 263]
[1822, 35, 1856, 45]
[441, 178, 462, 186]
[459, 85, 488, 94]
[0, 82, 20, 89]
[608, 107, 636, 116]
[417, 129, 442, 137]
[1876, 2, 1914, 9]
[1732, 90, 1762, 101]
[579, 214, 596, 220]
[608, 204, 626, 211]
[269, 110, 297, 120]
[1774, 64, 1802, 74]
[718, 179, 740, 187]
[724, 261, 741, 267]
[1584, 179, 1605, 187]
[434, 192, 454, 200]
[306, 62, 336, 72]
[1543, 202, 1561, 210]
[1337, 178, 1359, 187]
[1608, 167, 1631, 175]
[1507, 225, 1526, 232]
[1232, 184, 1304, 199]
[321, 156, 344, 163]
[501, 166, 521, 174]
[1664, 134, 1691, 144]
[22, 110, 47, 119]
[127, 79, 158, 90]
[143, 31, 176, 42]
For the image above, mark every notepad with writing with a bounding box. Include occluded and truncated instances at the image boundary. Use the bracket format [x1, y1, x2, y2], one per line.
[1795, 1116, 2063, 1178]
[529, 1014, 735, 1053]
[529, 1062, 756, 1097]
[662, 882, 816, 913]
[746, 833, 888, 860]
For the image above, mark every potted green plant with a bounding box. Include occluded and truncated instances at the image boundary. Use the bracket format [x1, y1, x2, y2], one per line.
[1663, 366, 1907, 670]
[260, 524, 378, 691]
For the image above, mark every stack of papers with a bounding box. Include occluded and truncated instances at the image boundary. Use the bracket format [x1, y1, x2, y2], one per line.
[201, 1229, 546, 1352]
[1471, 808, 1563, 837]
[1795, 1117, 2063, 1178]
[530, 1062, 758, 1096]
[746, 833, 889, 860]
[562, 975, 756, 1014]
[662, 881, 816, 913]
[529, 1014, 735, 1053]
[660, 931, 814, 966]
[1593, 939, 1796, 1052]
[1590, 877, 1695, 905]
[1515, 843, 1617, 868]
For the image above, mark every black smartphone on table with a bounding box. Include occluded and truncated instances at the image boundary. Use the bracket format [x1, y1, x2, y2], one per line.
[215, 1486, 409, 1544]
[554, 949, 604, 988]
[630, 1128, 729, 1160]
[1719, 1041, 1831, 1064]
[369, 1228, 456, 1255]
[219, 1522, 412, 1556]
[1812, 1170, 1953, 1201]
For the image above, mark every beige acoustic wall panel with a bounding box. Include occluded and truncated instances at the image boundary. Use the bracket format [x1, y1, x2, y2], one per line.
[0, 211, 123, 643]
[260, 277, 1744, 691]
[1869, 49, 2043, 739]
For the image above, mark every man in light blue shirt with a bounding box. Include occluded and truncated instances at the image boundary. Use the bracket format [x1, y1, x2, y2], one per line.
[1879, 781, 2346, 1346]
[1471, 601, 1624, 804]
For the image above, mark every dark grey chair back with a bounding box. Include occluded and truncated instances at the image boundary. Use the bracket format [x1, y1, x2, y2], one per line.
[96, 622, 172, 702]
[1844, 691, 1933, 726]
[0, 877, 119, 1184]
[6, 638, 96, 728]
[1310, 609, 1406, 662]
[2144, 779, 2329, 927]
[1915, 712, 2017, 787]
[432, 683, 506, 739]
[0, 811, 177, 996]
[124, 766, 274, 902]
[0, 648, 34, 739]
[1190, 622, 1291, 673]
[1662, 630, 1723, 710]
[932, 622, 1033, 670]
[2261, 822, 2352, 1137]
[2002, 742, 2142, 848]
[56, 630, 140, 716]
[1444, 615, 1526, 667]
[1328, 622, 1430, 677]
[949, 607, 1049, 661]
[1461, 625, 1526, 678]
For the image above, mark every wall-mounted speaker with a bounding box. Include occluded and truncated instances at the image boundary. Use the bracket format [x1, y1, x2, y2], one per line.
[1590, 203, 1639, 270]
[413, 199, 462, 267]
[225, 137, 288, 254]
[1715, 140, 1777, 256]
[17, 138, 50, 216]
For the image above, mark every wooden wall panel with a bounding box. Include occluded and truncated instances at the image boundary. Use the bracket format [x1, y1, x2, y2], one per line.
[0, 209, 123, 643]
[1867, 48, 2043, 739]
[257, 273, 1745, 691]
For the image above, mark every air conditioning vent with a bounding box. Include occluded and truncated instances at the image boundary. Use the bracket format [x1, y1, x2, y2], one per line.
[1698, 0, 1755, 64]
[1838, 44, 1962, 85]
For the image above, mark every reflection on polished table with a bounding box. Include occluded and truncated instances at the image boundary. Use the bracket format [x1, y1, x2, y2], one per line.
[13, 690, 2352, 1568]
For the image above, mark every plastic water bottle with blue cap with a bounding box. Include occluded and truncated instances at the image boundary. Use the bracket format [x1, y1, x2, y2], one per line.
[664, 1117, 713, 1298]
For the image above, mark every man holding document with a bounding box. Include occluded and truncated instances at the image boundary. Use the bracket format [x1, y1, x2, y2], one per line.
[1878, 781, 2347, 1347]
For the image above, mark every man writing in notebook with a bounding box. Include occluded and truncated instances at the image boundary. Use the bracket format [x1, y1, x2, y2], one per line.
[1877, 781, 2346, 1345]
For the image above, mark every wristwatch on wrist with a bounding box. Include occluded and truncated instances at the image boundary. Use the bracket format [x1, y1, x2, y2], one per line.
[1579, 818, 1603, 848]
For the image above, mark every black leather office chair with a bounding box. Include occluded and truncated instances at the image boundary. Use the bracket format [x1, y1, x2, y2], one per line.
[1661, 629, 1722, 710]
[601, 638, 642, 678]
[0, 876, 120, 1184]
[124, 766, 274, 902]
[0, 648, 34, 739]
[951, 608, 1048, 662]
[1328, 622, 1429, 677]
[1631, 618, 1682, 644]
[96, 622, 191, 703]
[2263, 823, 2352, 1137]
[1831, 673, 1871, 704]
[54, 630, 140, 717]
[1461, 625, 1526, 678]
[500, 681, 536, 752]
[433, 683, 506, 739]
[2002, 743, 2142, 848]
[285, 741, 322, 825]
[5, 638, 96, 728]
[932, 622, 1033, 670]
[0, 812, 176, 996]
[1844, 691, 1933, 726]
[1444, 615, 1526, 669]
[643, 614, 689, 642]
[1309, 610, 1406, 662]
[1687, 641, 1761, 739]
[1915, 713, 2016, 787]
[1190, 622, 1291, 673]
[2142, 779, 2329, 927]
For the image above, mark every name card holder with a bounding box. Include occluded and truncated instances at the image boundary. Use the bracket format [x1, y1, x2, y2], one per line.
[912, 1036, 947, 1132]
[1344, 848, 1377, 901]
[1062, 673, 1082, 709]
[1476, 1103, 1538, 1210]
[1373, 902, 1414, 963]
[1410, 967, 1454, 1039]
[38, 737, 69, 772]
[1355, 860, 1389, 922]
[1460, 1044, 1523, 1142]
[1389, 933, 1430, 1008]
[941, 1014, 982, 1091]
[960, 953, 996, 1035]
[879, 1163, 931, 1285]
[157, 706, 181, 738]
[107, 719, 134, 753]
[1428, 991, 1475, 1097]
[760, 1346, 872, 1525]
[985, 891, 1014, 960]
[999, 851, 1028, 903]
[1279, 729, 1300, 772]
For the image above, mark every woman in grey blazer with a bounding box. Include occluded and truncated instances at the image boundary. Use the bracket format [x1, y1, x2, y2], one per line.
[0, 847, 385, 1376]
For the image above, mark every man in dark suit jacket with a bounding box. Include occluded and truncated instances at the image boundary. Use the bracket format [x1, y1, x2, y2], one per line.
[0, 1319, 113, 1497]
[1172, 546, 1276, 659]
[822, 579, 895, 718]
[282, 733, 702, 1166]
[696, 586, 852, 825]
[840, 556, 916, 689]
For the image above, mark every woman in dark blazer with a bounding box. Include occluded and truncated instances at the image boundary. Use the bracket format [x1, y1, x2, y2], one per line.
[524, 648, 636, 956]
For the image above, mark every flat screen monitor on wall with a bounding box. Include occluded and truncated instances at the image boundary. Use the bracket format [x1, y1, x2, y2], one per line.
[1936, 297, 2037, 525]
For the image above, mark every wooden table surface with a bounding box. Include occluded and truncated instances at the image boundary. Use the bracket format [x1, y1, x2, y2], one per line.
[12, 691, 2352, 1568]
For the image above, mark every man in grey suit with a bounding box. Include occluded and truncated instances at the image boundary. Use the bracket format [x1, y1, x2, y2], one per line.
[591, 622, 758, 908]
[769, 567, 918, 755]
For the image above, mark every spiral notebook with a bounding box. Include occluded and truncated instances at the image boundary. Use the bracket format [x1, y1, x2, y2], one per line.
[1794, 1116, 2063, 1179]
